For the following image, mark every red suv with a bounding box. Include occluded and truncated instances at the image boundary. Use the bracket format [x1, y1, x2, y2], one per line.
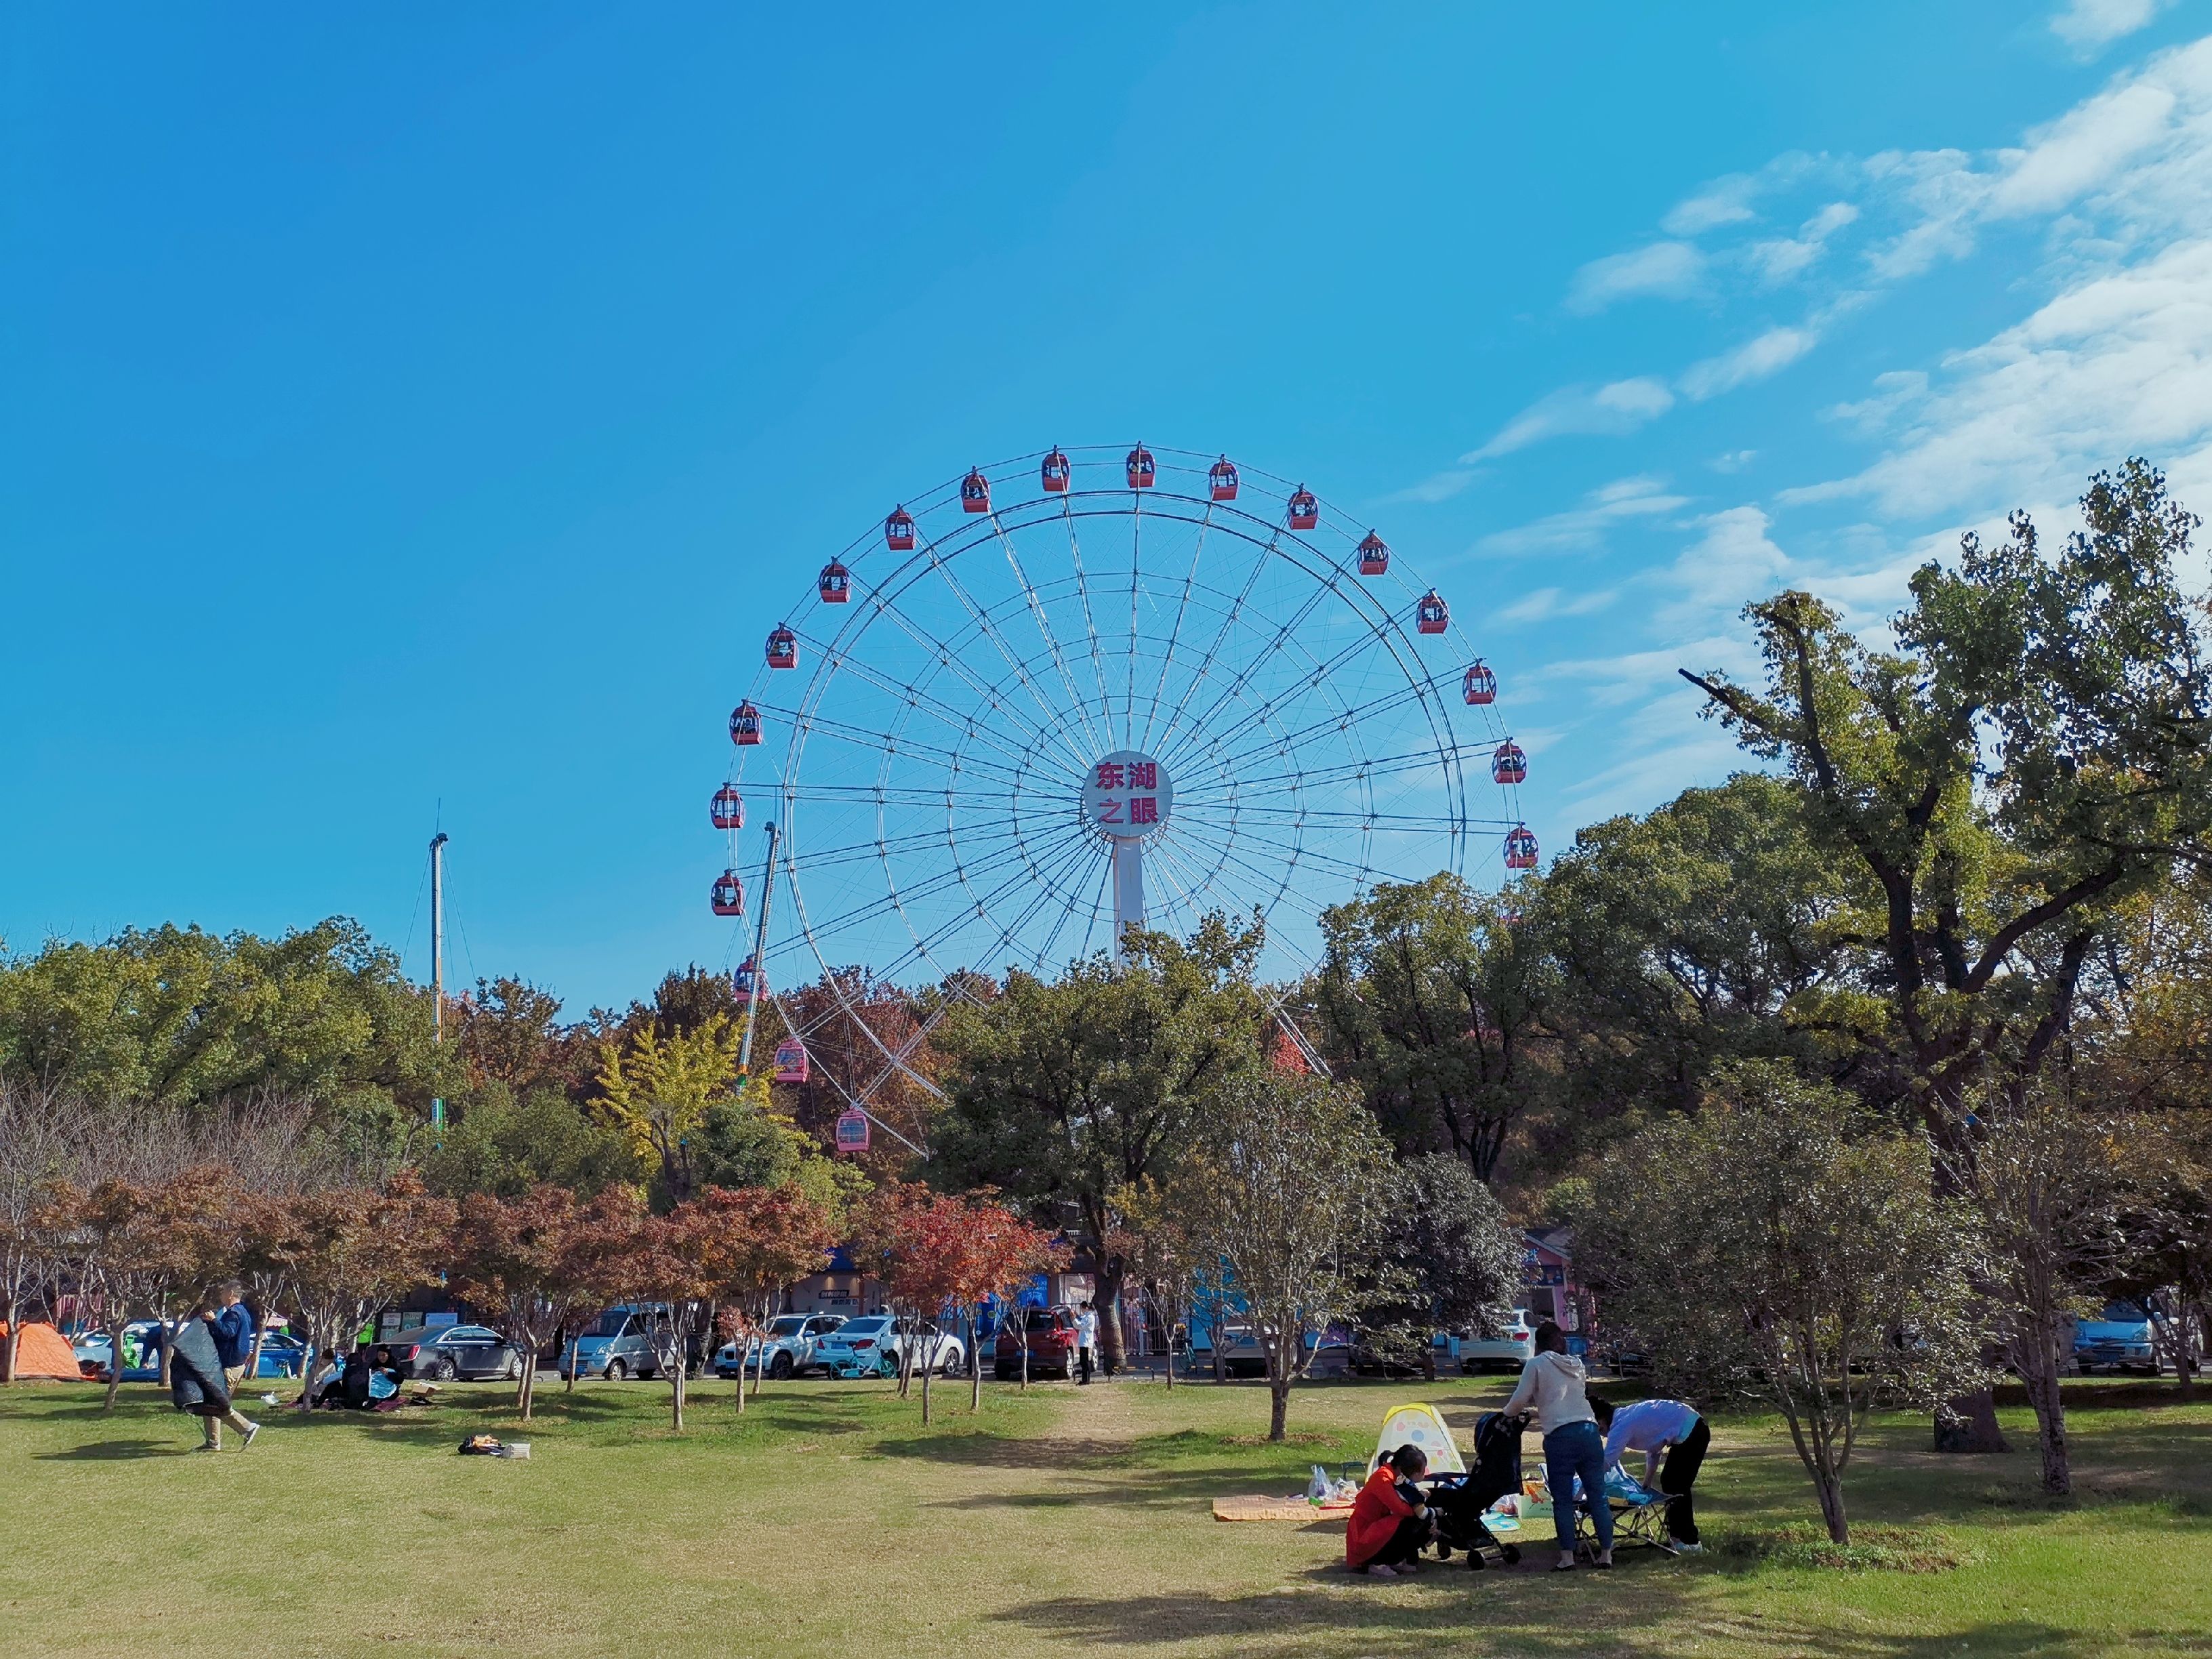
[994, 1306, 1078, 1380]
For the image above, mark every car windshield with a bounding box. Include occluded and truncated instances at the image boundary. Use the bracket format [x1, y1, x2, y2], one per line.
[1022, 1310, 1059, 1332]
[2098, 1301, 2147, 1323]
[838, 1318, 890, 1336]
[586, 1311, 630, 1338]
[769, 1317, 807, 1336]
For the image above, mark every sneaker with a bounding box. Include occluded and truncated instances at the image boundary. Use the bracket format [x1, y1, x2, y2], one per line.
[1392, 1563, 1422, 1576]
[1672, 1540, 1702, 1554]
[1364, 1564, 1398, 1579]
[192, 1443, 220, 1454]
[240, 1421, 260, 1450]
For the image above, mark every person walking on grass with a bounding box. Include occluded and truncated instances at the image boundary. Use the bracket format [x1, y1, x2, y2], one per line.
[1075, 1304, 1098, 1385]
[1346, 1445, 1434, 1578]
[1503, 1320, 1612, 1572]
[173, 1298, 259, 1452]
[212, 1282, 255, 1401]
[1593, 1396, 1710, 1552]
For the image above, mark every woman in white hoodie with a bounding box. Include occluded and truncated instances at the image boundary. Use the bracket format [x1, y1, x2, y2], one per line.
[1502, 1320, 1614, 1570]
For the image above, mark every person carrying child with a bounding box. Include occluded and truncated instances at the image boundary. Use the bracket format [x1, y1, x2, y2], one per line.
[1345, 1445, 1434, 1578]
[1503, 1320, 1614, 1571]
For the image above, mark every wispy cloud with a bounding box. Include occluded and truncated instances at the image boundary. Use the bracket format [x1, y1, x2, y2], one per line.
[2051, 0, 2177, 57]
[1679, 326, 1819, 401]
[1379, 468, 1478, 506]
[1746, 202, 1860, 285]
[1566, 241, 1706, 312]
[1479, 474, 1689, 554]
[1494, 586, 1620, 624]
[1464, 379, 1676, 460]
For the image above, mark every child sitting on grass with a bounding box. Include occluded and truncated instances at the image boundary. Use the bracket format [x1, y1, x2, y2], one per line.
[1346, 1445, 1433, 1578]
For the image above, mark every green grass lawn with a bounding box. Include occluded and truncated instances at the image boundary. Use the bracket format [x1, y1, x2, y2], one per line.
[3, 1369, 2209, 1657]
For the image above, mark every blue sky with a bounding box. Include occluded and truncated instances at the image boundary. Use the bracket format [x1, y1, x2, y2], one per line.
[6, 1, 2211, 1012]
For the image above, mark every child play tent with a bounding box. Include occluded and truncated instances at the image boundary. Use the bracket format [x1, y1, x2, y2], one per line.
[0, 1322, 85, 1382]
[1370, 1401, 1467, 1475]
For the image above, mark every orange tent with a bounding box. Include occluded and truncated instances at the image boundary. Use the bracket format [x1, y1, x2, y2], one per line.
[0, 1322, 86, 1382]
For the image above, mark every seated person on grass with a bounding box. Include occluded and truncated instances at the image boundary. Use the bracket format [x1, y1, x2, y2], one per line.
[1346, 1446, 1434, 1578]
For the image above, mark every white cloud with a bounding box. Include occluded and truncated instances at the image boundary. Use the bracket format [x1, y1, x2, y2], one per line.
[2051, 0, 2177, 56]
[1463, 377, 1677, 460]
[1679, 326, 1819, 401]
[1665, 506, 1793, 614]
[1379, 468, 1477, 506]
[1566, 241, 1706, 312]
[1989, 79, 2179, 218]
[1479, 475, 1689, 555]
[1710, 449, 1759, 473]
[1825, 369, 1929, 432]
[1793, 236, 2212, 518]
[1495, 586, 1620, 624]
[1746, 201, 1862, 285]
[1662, 175, 1762, 236]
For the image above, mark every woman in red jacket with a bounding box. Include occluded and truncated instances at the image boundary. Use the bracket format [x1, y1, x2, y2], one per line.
[1347, 1445, 1433, 1576]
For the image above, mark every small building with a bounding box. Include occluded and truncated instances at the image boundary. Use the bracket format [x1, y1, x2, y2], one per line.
[1521, 1225, 1595, 1338]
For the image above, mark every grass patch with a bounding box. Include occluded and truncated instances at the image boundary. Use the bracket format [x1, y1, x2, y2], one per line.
[1715, 1521, 1975, 1573]
[3, 1373, 2210, 1657]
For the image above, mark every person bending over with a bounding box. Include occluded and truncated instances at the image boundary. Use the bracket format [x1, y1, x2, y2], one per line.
[1593, 1395, 1710, 1551]
[1504, 1321, 1613, 1571]
[1346, 1445, 1434, 1578]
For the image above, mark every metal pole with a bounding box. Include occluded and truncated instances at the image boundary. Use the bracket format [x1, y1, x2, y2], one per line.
[737, 820, 780, 1077]
[429, 833, 449, 1042]
[1111, 834, 1143, 962]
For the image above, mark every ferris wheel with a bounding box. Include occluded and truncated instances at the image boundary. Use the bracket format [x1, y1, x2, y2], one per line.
[708, 443, 1536, 1131]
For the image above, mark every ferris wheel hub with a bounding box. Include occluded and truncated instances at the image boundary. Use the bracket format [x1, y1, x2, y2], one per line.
[1081, 748, 1172, 958]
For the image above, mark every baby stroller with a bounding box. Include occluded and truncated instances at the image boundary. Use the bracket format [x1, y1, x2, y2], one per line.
[1421, 1411, 1526, 1570]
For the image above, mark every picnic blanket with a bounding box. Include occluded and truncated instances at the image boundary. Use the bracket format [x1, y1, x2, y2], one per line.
[1211, 1495, 1353, 1523]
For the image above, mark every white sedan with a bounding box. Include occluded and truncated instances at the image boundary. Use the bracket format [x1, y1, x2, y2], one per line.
[814, 1315, 964, 1378]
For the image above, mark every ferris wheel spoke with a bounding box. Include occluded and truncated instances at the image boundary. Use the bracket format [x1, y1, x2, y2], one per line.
[918, 535, 1094, 770]
[843, 591, 1075, 760]
[764, 700, 1043, 794]
[790, 818, 1036, 875]
[1203, 662, 1462, 777]
[865, 823, 1104, 985]
[1136, 501, 1215, 755]
[1147, 522, 1280, 760]
[1056, 499, 1120, 736]
[991, 518, 1111, 759]
[798, 830, 1053, 943]
[1155, 576, 1340, 757]
[787, 630, 1065, 783]
[1181, 740, 1490, 799]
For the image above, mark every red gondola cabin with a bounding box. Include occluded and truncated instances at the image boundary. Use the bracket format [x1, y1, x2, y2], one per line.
[729, 701, 763, 746]
[818, 560, 851, 603]
[1356, 532, 1390, 576]
[885, 507, 916, 551]
[773, 1038, 810, 1084]
[710, 870, 745, 917]
[1042, 447, 1070, 492]
[1288, 486, 1319, 531]
[766, 625, 798, 670]
[1126, 444, 1155, 489]
[1209, 457, 1239, 501]
[1416, 590, 1449, 634]
[1504, 825, 1539, 870]
[710, 785, 745, 831]
[1492, 741, 1528, 786]
[731, 954, 762, 1006]
[1462, 661, 1498, 705]
[961, 468, 991, 513]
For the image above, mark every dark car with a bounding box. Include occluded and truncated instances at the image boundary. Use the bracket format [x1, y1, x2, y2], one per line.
[384, 1324, 528, 1382]
[994, 1306, 1078, 1380]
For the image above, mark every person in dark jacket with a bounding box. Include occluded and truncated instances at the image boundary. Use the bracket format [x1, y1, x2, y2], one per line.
[171, 1300, 259, 1452]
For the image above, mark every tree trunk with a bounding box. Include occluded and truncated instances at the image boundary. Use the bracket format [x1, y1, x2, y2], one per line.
[518, 1353, 535, 1421]
[920, 1345, 933, 1425]
[1, 1315, 20, 1384]
[1019, 1328, 1029, 1393]
[968, 1310, 981, 1414]
[670, 1349, 686, 1432]
[157, 1296, 175, 1389]
[1268, 1374, 1291, 1441]
[2015, 1327, 2070, 1496]
[1814, 1469, 1850, 1544]
[1095, 1258, 1128, 1375]
[1933, 1387, 2007, 1454]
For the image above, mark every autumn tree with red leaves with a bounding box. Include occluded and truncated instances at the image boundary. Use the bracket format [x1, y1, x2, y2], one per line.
[448, 1183, 644, 1419]
[684, 1184, 834, 1411]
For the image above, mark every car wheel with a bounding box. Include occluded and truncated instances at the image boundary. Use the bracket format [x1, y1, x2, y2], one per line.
[432, 1358, 457, 1382]
[605, 1359, 626, 1382]
[502, 1354, 522, 1382]
[771, 1353, 794, 1380]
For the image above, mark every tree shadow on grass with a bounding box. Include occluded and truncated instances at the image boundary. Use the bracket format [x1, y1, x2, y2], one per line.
[34, 1439, 191, 1460]
[985, 1581, 2095, 1659]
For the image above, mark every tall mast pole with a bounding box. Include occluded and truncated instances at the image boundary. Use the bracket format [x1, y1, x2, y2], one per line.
[430, 832, 449, 1044]
[737, 819, 780, 1078]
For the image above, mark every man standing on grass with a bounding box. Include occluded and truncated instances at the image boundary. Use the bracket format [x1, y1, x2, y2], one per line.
[1076, 1304, 1097, 1385]
[1594, 1396, 1709, 1551]
[173, 1298, 259, 1453]
[212, 1283, 255, 1400]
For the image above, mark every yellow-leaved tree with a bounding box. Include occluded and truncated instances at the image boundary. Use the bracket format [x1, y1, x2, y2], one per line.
[593, 1015, 742, 1205]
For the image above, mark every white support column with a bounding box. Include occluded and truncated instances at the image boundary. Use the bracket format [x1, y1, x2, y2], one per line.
[1111, 834, 1145, 959]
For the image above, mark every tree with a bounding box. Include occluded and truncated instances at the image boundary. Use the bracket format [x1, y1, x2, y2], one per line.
[421, 1085, 639, 1200]
[80, 1168, 240, 1404]
[447, 1183, 642, 1420]
[262, 1172, 454, 1407]
[684, 1183, 836, 1411]
[592, 1015, 743, 1205]
[0, 1083, 70, 1382]
[1186, 1071, 1395, 1441]
[1313, 876, 1555, 1183]
[1950, 1086, 2123, 1494]
[1578, 1063, 1992, 1542]
[1682, 462, 2212, 1449]
[935, 916, 1266, 1374]
[1360, 1154, 1523, 1366]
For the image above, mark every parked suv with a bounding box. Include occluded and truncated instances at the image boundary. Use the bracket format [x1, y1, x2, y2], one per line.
[560, 1305, 699, 1381]
[713, 1313, 846, 1380]
[994, 1306, 1078, 1380]
[1446, 1309, 1540, 1375]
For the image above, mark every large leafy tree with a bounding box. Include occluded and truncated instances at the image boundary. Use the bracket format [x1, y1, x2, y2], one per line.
[1683, 462, 2212, 1130]
[932, 915, 1266, 1370]
[1312, 874, 1553, 1183]
[592, 1015, 743, 1206]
